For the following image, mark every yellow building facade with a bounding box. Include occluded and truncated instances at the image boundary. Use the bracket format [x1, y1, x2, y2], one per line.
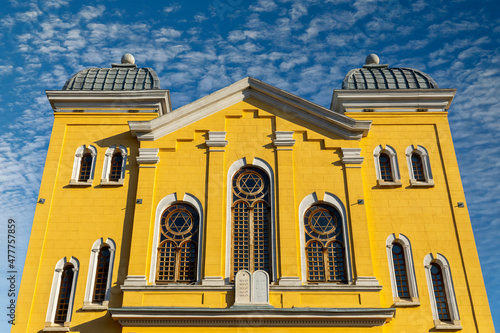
[14, 54, 494, 332]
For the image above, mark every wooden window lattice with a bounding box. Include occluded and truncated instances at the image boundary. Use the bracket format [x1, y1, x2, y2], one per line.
[55, 266, 74, 323]
[411, 153, 425, 181]
[306, 241, 325, 281]
[431, 264, 451, 321]
[92, 246, 110, 303]
[78, 149, 93, 181]
[231, 167, 271, 280]
[379, 153, 393, 181]
[156, 204, 198, 283]
[109, 150, 123, 181]
[392, 243, 410, 298]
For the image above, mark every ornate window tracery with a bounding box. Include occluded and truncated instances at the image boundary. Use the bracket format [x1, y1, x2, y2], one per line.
[231, 167, 271, 280]
[304, 204, 346, 283]
[156, 203, 199, 283]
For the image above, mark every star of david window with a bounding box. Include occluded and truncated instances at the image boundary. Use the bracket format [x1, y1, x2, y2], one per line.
[304, 204, 346, 283]
[231, 167, 271, 281]
[156, 203, 198, 283]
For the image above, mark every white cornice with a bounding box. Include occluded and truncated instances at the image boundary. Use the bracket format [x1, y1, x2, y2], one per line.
[331, 89, 456, 113]
[109, 307, 395, 327]
[129, 77, 372, 141]
[45, 90, 172, 115]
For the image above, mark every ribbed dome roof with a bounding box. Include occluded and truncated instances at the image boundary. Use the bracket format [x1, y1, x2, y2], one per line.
[342, 54, 438, 90]
[63, 54, 160, 91]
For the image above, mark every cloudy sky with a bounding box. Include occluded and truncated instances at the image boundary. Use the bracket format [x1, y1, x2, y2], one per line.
[0, 0, 499, 330]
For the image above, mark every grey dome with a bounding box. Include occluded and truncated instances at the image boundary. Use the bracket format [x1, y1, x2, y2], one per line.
[342, 65, 438, 90]
[63, 64, 160, 91]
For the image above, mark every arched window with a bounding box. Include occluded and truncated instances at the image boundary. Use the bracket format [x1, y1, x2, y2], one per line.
[101, 145, 127, 185]
[373, 145, 401, 186]
[70, 145, 97, 186]
[83, 238, 115, 310]
[156, 203, 199, 283]
[304, 204, 346, 283]
[46, 257, 79, 327]
[405, 145, 434, 186]
[55, 265, 74, 323]
[386, 234, 418, 305]
[424, 253, 461, 329]
[231, 166, 271, 280]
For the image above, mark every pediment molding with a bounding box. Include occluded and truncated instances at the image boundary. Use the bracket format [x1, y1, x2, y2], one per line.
[129, 77, 371, 141]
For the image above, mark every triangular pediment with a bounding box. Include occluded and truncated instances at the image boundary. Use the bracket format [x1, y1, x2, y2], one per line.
[129, 77, 371, 141]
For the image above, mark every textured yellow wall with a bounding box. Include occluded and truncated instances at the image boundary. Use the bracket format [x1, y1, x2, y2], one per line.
[15, 99, 494, 332]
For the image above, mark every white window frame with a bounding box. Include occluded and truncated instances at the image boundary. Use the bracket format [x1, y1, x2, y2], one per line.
[386, 234, 419, 306]
[405, 145, 434, 186]
[149, 193, 204, 284]
[101, 145, 127, 185]
[424, 253, 462, 330]
[373, 144, 401, 186]
[70, 145, 97, 186]
[298, 192, 352, 284]
[225, 157, 277, 283]
[45, 257, 79, 330]
[83, 238, 116, 310]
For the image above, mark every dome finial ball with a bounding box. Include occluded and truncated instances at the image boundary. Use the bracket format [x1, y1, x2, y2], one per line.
[365, 53, 380, 65]
[121, 53, 135, 64]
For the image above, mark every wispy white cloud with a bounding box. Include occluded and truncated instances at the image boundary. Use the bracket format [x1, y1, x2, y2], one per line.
[250, 0, 278, 12]
[164, 3, 181, 14]
[78, 5, 105, 21]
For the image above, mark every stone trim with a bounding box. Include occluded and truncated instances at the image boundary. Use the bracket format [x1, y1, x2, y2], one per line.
[120, 284, 382, 292]
[373, 145, 401, 186]
[341, 148, 364, 164]
[136, 148, 160, 165]
[273, 131, 295, 149]
[205, 131, 228, 151]
[70, 145, 97, 186]
[109, 306, 395, 327]
[101, 145, 127, 185]
[405, 145, 434, 186]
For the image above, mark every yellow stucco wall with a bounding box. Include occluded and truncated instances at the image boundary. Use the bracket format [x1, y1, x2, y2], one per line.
[13, 98, 494, 332]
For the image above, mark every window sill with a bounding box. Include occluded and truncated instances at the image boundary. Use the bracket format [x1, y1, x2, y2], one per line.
[82, 301, 108, 311]
[69, 180, 92, 187]
[434, 320, 462, 330]
[43, 324, 71, 332]
[377, 179, 402, 187]
[410, 179, 434, 187]
[100, 179, 124, 186]
[394, 297, 420, 307]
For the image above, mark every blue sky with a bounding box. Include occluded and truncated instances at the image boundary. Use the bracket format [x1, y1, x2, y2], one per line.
[0, 0, 499, 330]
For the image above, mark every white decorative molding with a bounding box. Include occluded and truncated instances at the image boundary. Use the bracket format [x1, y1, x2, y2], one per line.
[423, 253, 461, 329]
[109, 307, 395, 327]
[298, 192, 353, 284]
[136, 148, 160, 165]
[101, 145, 127, 185]
[149, 193, 204, 284]
[277, 276, 302, 286]
[83, 238, 116, 310]
[225, 157, 277, 283]
[273, 131, 295, 149]
[201, 276, 225, 286]
[46, 90, 172, 115]
[373, 145, 402, 187]
[69, 145, 97, 186]
[123, 275, 147, 286]
[405, 145, 434, 186]
[205, 131, 228, 151]
[354, 276, 380, 286]
[386, 234, 419, 306]
[45, 257, 79, 327]
[128, 77, 371, 141]
[331, 89, 456, 114]
[341, 148, 364, 164]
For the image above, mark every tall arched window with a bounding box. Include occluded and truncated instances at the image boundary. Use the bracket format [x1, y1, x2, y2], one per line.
[70, 145, 97, 186]
[386, 234, 418, 305]
[424, 253, 461, 329]
[405, 145, 434, 186]
[373, 145, 401, 186]
[46, 257, 79, 327]
[101, 145, 128, 185]
[55, 265, 75, 323]
[231, 166, 271, 280]
[304, 204, 346, 283]
[156, 203, 199, 283]
[93, 246, 110, 302]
